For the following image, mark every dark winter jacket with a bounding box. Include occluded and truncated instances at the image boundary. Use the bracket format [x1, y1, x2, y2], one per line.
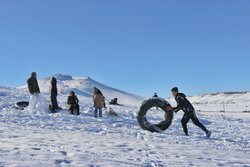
[67, 95, 79, 105]
[173, 93, 194, 114]
[27, 77, 40, 94]
[153, 94, 158, 98]
[51, 77, 57, 96]
[110, 98, 118, 105]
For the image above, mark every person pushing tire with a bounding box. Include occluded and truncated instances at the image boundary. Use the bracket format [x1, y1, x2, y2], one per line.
[167, 87, 212, 138]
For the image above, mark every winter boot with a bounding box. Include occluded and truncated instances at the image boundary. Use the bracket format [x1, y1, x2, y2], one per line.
[206, 131, 212, 138]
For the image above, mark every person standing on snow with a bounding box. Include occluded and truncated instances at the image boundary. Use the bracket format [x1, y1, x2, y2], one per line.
[50, 77, 59, 112]
[27, 72, 40, 95]
[153, 93, 158, 98]
[167, 87, 211, 137]
[27, 72, 48, 113]
[93, 88, 105, 118]
[93, 87, 106, 109]
[153, 93, 159, 110]
[67, 91, 80, 115]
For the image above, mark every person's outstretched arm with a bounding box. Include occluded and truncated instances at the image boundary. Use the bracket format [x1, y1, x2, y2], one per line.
[172, 97, 184, 113]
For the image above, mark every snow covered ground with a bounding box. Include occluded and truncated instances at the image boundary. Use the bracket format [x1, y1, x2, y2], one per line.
[0, 75, 250, 166]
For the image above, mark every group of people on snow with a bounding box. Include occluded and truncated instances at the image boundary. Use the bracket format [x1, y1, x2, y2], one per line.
[27, 72, 211, 137]
[27, 72, 106, 117]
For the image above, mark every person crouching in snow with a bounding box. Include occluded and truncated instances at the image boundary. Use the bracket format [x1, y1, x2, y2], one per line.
[93, 88, 105, 118]
[67, 91, 80, 115]
[167, 87, 211, 137]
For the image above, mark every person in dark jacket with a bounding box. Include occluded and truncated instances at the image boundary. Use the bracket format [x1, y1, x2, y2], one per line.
[153, 93, 158, 98]
[67, 91, 80, 115]
[153, 93, 159, 109]
[50, 77, 59, 112]
[109, 98, 118, 105]
[27, 72, 40, 94]
[168, 87, 211, 137]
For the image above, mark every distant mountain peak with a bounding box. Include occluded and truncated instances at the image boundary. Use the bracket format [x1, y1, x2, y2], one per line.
[82, 76, 93, 81]
[52, 74, 73, 81]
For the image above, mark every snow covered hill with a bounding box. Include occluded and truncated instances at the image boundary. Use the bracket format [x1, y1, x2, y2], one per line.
[188, 92, 250, 105]
[18, 73, 145, 106]
[17, 73, 250, 109]
[167, 91, 250, 112]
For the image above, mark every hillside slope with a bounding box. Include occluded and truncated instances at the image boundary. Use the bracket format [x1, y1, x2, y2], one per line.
[18, 74, 145, 106]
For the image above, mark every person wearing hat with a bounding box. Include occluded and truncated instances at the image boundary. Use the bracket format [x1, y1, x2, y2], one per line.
[167, 87, 211, 137]
[27, 72, 40, 95]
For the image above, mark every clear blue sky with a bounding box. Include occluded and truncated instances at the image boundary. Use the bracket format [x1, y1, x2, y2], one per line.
[0, 0, 249, 97]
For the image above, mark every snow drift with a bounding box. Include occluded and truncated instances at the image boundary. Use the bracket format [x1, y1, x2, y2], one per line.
[27, 94, 50, 115]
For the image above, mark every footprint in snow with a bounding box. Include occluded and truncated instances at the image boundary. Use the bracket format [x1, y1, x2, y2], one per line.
[31, 148, 41, 151]
[55, 159, 72, 165]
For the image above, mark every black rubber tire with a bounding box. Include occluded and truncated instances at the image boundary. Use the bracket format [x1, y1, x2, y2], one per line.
[15, 101, 29, 110]
[137, 98, 174, 133]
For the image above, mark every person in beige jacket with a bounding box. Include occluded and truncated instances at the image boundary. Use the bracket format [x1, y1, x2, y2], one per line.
[93, 88, 105, 118]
